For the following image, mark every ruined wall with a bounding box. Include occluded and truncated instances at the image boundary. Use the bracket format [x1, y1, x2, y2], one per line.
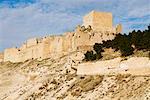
[73, 31, 91, 50]
[90, 31, 116, 44]
[72, 28, 116, 52]
[3, 30, 117, 62]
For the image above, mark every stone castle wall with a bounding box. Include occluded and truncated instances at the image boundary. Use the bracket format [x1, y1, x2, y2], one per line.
[1, 11, 122, 62]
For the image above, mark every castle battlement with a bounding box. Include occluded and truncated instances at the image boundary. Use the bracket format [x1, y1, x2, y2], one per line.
[0, 11, 122, 63]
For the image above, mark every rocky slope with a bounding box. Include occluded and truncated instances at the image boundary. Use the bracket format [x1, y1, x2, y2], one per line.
[0, 52, 150, 100]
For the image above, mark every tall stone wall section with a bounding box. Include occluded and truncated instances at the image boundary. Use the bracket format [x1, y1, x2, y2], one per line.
[4, 48, 18, 62]
[3, 29, 117, 63]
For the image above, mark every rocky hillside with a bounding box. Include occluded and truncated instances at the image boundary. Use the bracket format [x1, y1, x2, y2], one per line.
[0, 52, 150, 100]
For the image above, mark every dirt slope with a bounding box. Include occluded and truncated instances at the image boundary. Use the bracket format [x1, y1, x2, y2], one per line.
[0, 52, 150, 100]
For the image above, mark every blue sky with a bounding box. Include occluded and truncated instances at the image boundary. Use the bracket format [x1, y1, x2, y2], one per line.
[0, 0, 150, 51]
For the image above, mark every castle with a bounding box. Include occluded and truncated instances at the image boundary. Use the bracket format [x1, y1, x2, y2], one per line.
[0, 11, 122, 63]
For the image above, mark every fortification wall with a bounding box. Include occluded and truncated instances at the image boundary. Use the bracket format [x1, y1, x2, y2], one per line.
[3, 11, 122, 62]
[4, 37, 48, 62]
[17, 43, 43, 62]
[63, 32, 74, 53]
[4, 48, 18, 62]
[74, 31, 91, 49]
[49, 36, 64, 57]
[72, 29, 116, 51]
[26, 38, 38, 47]
[3, 30, 117, 62]
[41, 37, 51, 59]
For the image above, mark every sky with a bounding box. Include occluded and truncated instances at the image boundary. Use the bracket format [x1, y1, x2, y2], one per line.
[0, 0, 150, 51]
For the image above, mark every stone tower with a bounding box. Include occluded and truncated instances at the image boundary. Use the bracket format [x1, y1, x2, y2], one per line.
[83, 11, 115, 32]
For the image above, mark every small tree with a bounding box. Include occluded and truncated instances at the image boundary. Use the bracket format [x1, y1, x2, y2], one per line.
[120, 46, 134, 57]
[84, 51, 96, 61]
[93, 43, 104, 54]
[93, 43, 103, 59]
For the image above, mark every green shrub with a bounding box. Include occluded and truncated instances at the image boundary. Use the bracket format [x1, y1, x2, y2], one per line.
[93, 43, 104, 54]
[84, 51, 96, 61]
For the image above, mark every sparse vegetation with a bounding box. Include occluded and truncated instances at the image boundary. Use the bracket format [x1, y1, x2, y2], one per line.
[84, 43, 104, 61]
[84, 51, 96, 61]
[84, 25, 150, 61]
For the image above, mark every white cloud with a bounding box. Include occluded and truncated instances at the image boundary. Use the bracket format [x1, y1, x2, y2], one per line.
[0, 0, 149, 50]
[0, 1, 82, 50]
